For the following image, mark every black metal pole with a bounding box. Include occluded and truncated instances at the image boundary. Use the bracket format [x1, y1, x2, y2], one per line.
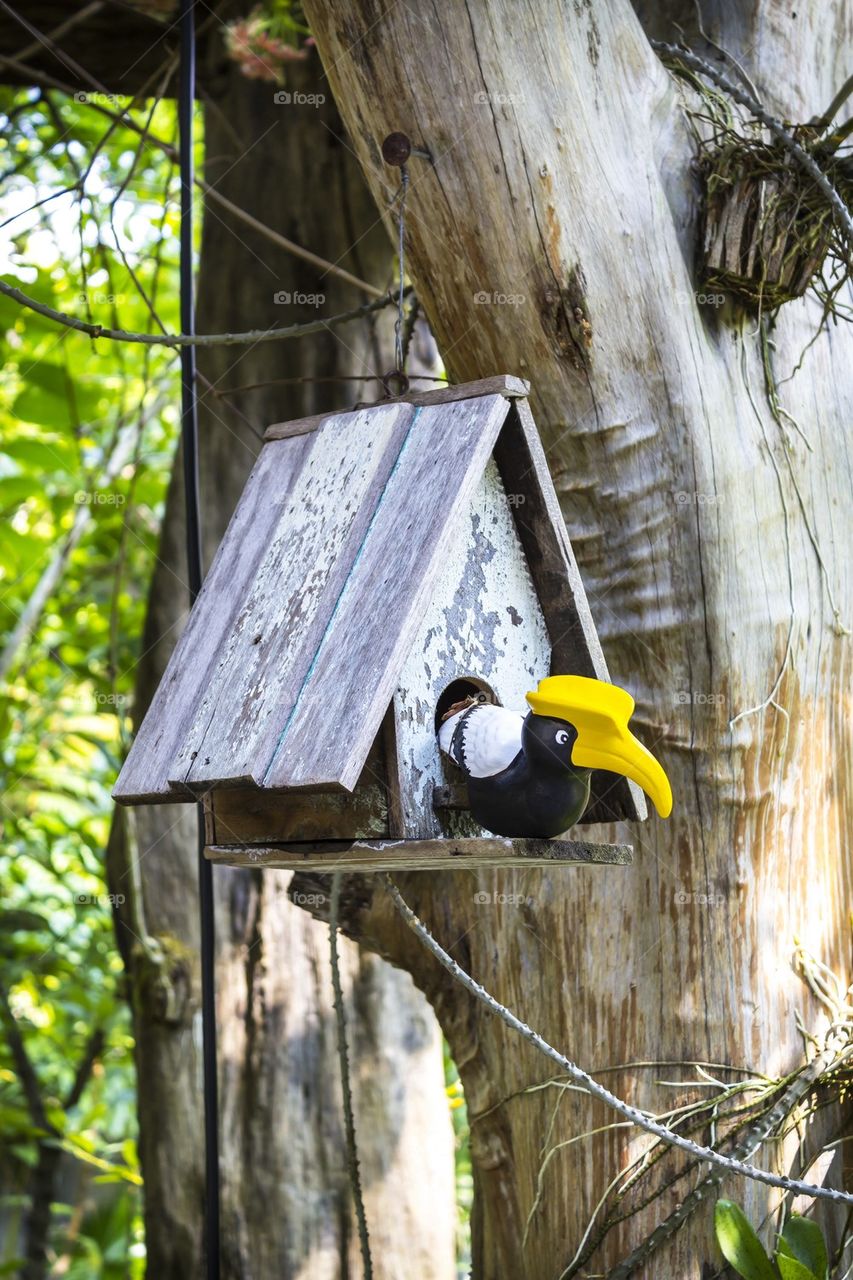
[179, 3, 220, 1277]
[179, 1, 202, 605]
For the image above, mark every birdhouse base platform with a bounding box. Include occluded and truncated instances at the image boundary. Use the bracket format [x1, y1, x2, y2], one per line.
[204, 837, 633, 872]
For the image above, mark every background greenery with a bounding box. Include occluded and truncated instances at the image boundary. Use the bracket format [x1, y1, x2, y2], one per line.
[0, 84, 181, 1275]
[0, 82, 475, 1278]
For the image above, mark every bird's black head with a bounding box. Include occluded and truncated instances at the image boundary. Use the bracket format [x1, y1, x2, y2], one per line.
[521, 712, 579, 773]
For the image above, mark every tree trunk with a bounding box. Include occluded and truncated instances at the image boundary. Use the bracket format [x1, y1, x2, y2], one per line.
[296, 2, 853, 1276]
[108, 53, 455, 1280]
[20, 1144, 61, 1280]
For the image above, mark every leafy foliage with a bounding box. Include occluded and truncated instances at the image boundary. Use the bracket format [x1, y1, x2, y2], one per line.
[715, 1200, 831, 1280]
[444, 1040, 472, 1279]
[0, 83, 187, 1273]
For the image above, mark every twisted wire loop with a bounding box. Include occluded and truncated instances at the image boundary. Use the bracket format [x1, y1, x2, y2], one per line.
[394, 167, 410, 375]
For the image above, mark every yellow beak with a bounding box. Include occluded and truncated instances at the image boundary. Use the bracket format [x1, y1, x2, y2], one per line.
[526, 675, 673, 819]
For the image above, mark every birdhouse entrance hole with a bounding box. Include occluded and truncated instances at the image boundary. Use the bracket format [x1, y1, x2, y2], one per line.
[434, 677, 498, 733]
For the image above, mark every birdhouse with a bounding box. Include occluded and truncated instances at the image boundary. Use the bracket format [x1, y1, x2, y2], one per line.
[113, 376, 650, 871]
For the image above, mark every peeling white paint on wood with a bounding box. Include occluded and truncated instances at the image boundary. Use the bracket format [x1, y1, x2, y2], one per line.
[394, 459, 551, 838]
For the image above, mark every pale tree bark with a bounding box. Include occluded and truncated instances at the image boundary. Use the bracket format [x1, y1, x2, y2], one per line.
[108, 52, 455, 1280]
[296, 2, 853, 1276]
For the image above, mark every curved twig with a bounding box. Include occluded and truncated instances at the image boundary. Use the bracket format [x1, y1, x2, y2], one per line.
[0, 278, 410, 348]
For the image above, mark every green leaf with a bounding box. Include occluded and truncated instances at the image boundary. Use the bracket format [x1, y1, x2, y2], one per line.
[2, 436, 77, 472]
[12, 363, 103, 430]
[0, 272, 59, 310]
[0, 89, 179, 1264]
[777, 1256, 818, 1280]
[12, 366, 70, 428]
[778, 1217, 828, 1280]
[57, 1138, 143, 1184]
[0, 476, 36, 508]
[714, 1201, 779, 1280]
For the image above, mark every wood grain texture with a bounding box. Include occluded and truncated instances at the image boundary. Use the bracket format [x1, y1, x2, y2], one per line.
[263, 374, 530, 440]
[172, 401, 415, 789]
[205, 836, 633, 871]
[203, 725, 390, 843]
[205, 781, 388, 846]
[113, 436, 309, 802]
[264, 394, 513, 790]
[299, 1, 853, 1275]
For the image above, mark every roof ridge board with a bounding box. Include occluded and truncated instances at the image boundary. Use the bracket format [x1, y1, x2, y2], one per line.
[495, 399, 609, 681]
[263, 374, 530, 442]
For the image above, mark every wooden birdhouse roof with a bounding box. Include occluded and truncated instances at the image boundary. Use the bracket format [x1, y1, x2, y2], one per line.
[114, 375, 644, 822]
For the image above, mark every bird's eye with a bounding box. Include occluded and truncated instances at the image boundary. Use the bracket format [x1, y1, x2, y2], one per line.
[555, 730, 570, 745]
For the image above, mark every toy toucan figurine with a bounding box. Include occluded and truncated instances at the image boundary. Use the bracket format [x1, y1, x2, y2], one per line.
[438, 675, 672, 839]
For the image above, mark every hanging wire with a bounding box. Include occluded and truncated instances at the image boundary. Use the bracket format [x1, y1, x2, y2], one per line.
[179, 2, 220, 1277]
[329, 875, 373, 1278]
[393, 166, 409, 377]
[398, 293, 421, 372]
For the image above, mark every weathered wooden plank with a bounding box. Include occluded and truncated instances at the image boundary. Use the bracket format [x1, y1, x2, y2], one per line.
[206, 784, 388, 844]
[263, 374, 529, 440]
[113, 435, 309, 803]
[264, 393, 513, 791]
[170, 401, 416, 790]
[205, 836, 633, 871]
[379, 706, 406, 839]
[494, 400, 647, 824]
[263, 414, 340, 441]
[204, 734, 390, 843]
